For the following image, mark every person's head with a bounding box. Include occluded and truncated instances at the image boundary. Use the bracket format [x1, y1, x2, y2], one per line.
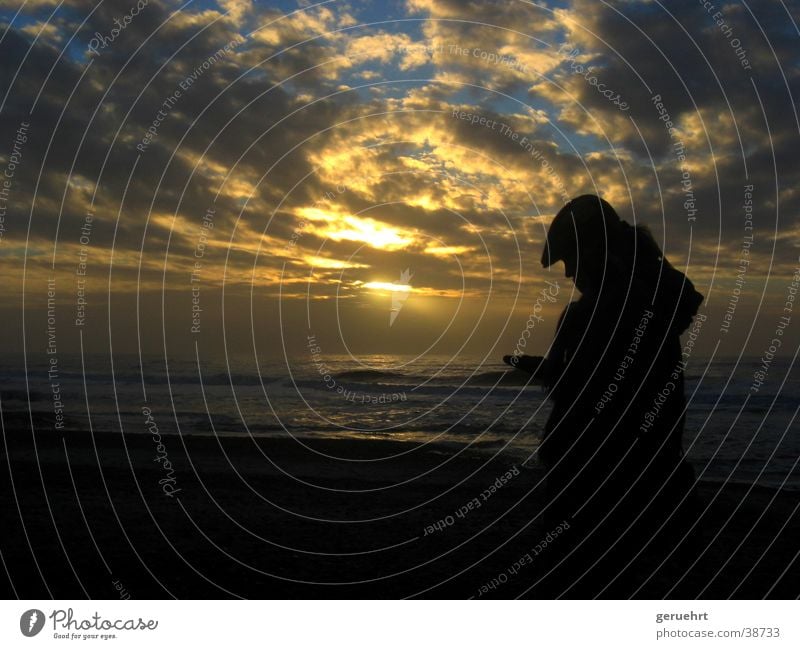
[541, 195, 624, 295]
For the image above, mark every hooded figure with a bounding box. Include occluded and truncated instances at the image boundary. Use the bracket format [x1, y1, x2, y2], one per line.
[509, 195, 704, 594]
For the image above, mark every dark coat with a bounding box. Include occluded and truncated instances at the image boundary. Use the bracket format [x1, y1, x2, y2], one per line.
[540, 229, 704, 528]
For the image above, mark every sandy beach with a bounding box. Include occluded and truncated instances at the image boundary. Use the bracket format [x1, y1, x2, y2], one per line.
[2, 423, 797, 599]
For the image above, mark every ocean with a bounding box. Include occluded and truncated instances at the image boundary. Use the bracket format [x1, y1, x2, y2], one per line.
[3, 353, 798, 491]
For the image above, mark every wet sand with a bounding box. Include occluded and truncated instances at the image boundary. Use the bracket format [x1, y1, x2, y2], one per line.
[1, 425, 798, 599]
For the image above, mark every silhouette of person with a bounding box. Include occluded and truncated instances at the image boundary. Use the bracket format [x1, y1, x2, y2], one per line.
[504, 194, 704, 596]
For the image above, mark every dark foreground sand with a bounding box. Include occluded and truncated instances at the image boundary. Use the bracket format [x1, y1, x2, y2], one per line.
[2, 424, 798, 599]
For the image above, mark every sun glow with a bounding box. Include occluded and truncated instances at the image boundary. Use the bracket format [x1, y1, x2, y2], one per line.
[326, 216, 414, 250]
[299, 255, 369, 270]
[296, 208, 417, 251]
[424, 244, 475, 257]
[363, 281, 413, 292]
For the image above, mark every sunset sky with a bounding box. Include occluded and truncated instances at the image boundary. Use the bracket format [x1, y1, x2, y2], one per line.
[1, 0, 798, 359]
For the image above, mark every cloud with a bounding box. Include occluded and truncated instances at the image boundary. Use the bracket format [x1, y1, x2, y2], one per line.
[0, 0, 797, 355]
